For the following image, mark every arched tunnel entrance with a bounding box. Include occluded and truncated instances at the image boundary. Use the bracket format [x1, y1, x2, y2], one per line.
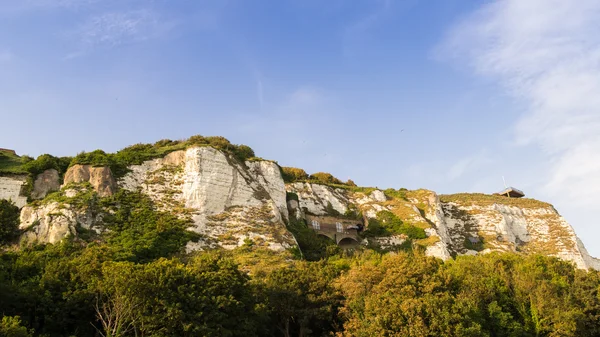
[337, 237, 360, 248]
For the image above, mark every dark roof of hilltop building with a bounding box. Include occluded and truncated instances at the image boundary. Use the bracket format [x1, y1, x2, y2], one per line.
[494, 187, 525, 198]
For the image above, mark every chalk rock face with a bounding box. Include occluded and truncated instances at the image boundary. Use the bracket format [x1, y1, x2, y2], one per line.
[31, 169, 61, 199]
[286, 182, 349, 216]
[284, 185, 598, 269]
[370, 190, 387, 202]
[0, 175, 28, 208]
[246, 161, 288, 220]
[64, 165, 116, 197]
[120, 147, 295, 251]
[19, 202, 98, 244]
[436, 197, 599, 270]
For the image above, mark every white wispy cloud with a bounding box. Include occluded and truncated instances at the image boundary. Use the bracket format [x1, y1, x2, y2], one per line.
[66, 9, 174, 57]
[80, 10, 163, 47]
[440, 0, 600, 205]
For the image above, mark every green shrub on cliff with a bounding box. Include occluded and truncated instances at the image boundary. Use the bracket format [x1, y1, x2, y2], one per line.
[0, 316, 34, 337]
[363, 210, 426, 239]
[70, 135, 257, 178]
[22, 154, 71, 176]
[309, 172, 344, 185]
[0, 199, 20, 245]
[99, 190, 200, 263]
[281, 167, 309, 183]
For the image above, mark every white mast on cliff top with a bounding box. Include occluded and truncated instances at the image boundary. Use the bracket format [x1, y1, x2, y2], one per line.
[495, 176, 525, 198]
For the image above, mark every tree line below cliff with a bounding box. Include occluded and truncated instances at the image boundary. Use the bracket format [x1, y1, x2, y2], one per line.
[1, 240, 600, 337]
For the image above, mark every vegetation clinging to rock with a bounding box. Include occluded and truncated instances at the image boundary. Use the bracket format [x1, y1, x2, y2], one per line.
[363, 210, 427, 239]
[281, 166, 359, 188]
[309, 172, 344, 185]
[69, 135, 257, 178]
[0, 152, 72, 176]
[281, 167, 309, 183]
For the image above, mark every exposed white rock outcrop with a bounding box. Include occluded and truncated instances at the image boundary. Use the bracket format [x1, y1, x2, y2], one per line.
[438, 199, 599, 270]
[286, 182, 349, 216]
[64, 165, 116, 197]
[370, 190, 387, 202]
[0, 175, 28, 208]
[422, 193, 453, 260]
[120, 147, 295, 251]
[19, 202, 98, 244]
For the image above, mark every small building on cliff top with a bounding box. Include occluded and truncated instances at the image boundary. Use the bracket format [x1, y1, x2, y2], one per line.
[494, 187, 525, 198]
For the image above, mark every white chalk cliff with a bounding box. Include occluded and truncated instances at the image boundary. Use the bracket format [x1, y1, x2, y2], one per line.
[3, 145, 598, 270]
[286, 184, 600, 270]
[119, 147, 295, 251]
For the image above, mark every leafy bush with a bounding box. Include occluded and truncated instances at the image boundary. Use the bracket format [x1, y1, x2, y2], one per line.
[309, 172, 343, 185]
[383, 188, 408, 200]
[0, 316, 33, 337]
[71, 149, 113, 167]
[99, 191, 200, 263]
[22, 154, 72, 176]
[0, 200, 20, 245]
[100, 253, 258, 337]
[235, 145, 255, 161]
[281, 167, 309, 183]
[363, 211, 426, 239]
[186, 135, 209, 145]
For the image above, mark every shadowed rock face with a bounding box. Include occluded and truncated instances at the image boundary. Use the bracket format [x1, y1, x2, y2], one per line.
[63, 165, 116, 197]
[31, 169, 61, 199]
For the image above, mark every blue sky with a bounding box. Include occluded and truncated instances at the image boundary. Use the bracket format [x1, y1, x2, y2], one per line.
[2, 0, 600, 256]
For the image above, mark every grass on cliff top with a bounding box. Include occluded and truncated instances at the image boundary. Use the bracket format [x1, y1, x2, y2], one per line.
[440, 193, 553, 209]
[0, 151, 28, 174]
[0, 151, 72, 178]
[70, 135, 257, 178]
